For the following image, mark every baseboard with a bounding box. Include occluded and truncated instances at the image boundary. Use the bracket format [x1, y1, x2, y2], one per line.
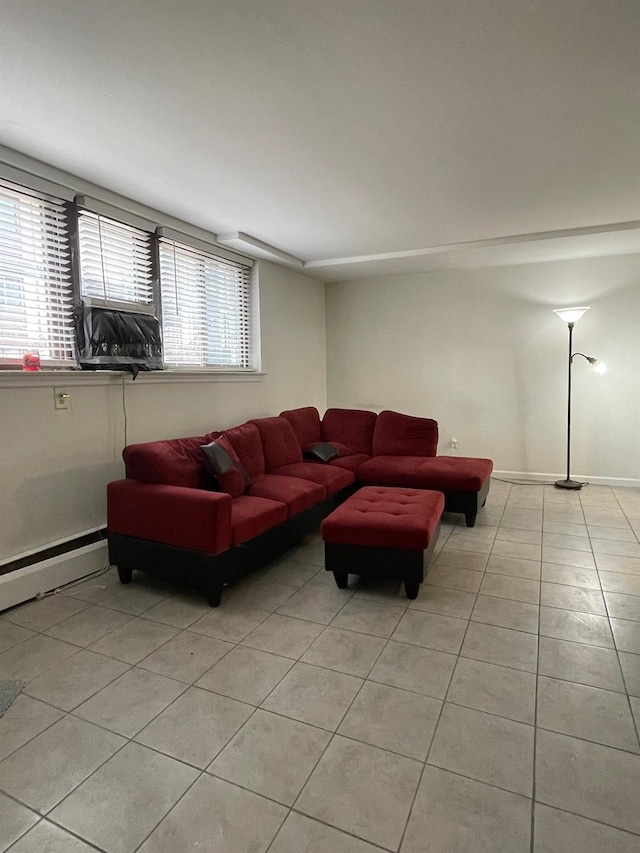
[0, 542, 108, 612]
[493, 470, 640, 489]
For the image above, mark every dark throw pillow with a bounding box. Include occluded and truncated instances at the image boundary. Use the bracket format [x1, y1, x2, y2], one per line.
[201, 441, 235, 476]
[306, 441, 340, 462]
[201, 436, 251, 499]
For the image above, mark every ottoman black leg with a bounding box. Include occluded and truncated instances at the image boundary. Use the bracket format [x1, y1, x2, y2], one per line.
[465, 512, 476, 527]
[333, 570, 349, 589]
[117, 566, 132, 584]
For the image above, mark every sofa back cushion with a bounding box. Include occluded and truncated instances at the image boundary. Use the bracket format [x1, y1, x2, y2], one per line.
[124, 434, 220, 489]
[249, 416, 303, 472]
[279, 407, 322, 447]
[224, 422, 266, 480]
[372, 410, 439, 457]
[321, 408, 377, 455]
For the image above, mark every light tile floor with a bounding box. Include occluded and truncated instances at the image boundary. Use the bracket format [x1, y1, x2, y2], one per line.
[1, 480, 640, 851]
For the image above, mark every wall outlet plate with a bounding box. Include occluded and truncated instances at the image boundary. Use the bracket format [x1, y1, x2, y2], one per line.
[54, 389, 70, 410]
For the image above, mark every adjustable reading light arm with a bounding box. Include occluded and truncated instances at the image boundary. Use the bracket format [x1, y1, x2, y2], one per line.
[571, 353, 598, 365]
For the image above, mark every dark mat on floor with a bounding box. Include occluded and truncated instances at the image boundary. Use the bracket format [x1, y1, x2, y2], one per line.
[0, 681, 24, 718]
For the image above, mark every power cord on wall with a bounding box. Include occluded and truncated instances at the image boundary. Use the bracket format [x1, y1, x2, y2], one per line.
[121, 370, 128, 447]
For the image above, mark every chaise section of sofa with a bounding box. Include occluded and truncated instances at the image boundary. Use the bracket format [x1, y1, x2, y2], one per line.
[357, 409, 493, 526]
[281, 406, 493, 526]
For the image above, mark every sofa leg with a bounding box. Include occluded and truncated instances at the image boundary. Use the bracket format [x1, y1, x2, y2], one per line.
[465, 512, 477, 528]
[333, 570, 349, 589]
[404, 578, 420, 599]
[207, 583, 223, 608]
[117, 566, 132, 585]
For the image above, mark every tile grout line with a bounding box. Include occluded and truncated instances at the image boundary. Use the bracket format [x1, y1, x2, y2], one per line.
[394, 490, 512, 851]
[267, 512, 468, 851]
[595, 499, 640, 752]
[27, 815, 108, 852]
[396, 508, 483, 853]
[530, 487, 546, 853]
[285, 570, 428, 852]
[256, 567, 408, 852]
[233, 557, 419, 850]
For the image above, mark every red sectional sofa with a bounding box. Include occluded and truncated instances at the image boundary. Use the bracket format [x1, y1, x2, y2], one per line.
[107, 407, 492, 606]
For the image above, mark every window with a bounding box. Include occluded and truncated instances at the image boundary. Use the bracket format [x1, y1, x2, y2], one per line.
[0, 172, 258, 373]
[0, 179, 74, 365]
[77, 207, 153, 309]
[158, 235, 252, 369]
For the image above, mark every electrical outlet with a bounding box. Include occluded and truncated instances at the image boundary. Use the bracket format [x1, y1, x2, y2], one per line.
[54, 389, 70, 410]
[450, 437, 459, 449]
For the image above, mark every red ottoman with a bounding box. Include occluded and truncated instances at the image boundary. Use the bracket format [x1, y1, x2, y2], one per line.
[321, 486, 444, 599]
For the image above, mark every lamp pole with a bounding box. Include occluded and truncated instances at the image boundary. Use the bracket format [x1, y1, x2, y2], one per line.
[552, 306, 604, 490]
[556, 321, 582, 490]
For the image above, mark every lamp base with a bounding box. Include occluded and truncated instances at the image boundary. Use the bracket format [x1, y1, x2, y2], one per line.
[555, 478, 583, 491]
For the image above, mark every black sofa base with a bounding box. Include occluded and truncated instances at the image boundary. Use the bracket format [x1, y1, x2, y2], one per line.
[443, 477, 491, 527]
[108, 486, 355, 607]
[109, 536, 232, 607]
[325, 522, 441, 599]
[108, 474, 491, 606]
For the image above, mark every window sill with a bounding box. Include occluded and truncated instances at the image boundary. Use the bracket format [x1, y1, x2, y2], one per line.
[0, 369, 266, 389]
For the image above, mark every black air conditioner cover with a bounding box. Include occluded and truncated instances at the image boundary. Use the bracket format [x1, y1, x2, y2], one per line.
[75, 302, 163, 372]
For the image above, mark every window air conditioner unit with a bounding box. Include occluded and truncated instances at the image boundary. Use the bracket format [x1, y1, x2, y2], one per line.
[75, 298, 163, 374]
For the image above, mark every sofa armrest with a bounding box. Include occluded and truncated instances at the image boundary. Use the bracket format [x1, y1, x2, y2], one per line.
[107, 480, 232, 555]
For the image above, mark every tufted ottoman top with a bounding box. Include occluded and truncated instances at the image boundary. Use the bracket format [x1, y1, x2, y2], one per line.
[321, 486, 444, 551]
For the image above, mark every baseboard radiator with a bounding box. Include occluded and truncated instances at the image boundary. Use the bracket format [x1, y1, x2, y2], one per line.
[0, 530, 108, 612]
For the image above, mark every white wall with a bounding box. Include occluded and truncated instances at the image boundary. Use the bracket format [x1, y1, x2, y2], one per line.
[0, 261, 326, 563]
[326, 254, 640, 483]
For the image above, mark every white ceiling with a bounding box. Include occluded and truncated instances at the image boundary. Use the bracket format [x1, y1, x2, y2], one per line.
[1, 0, 639, 281]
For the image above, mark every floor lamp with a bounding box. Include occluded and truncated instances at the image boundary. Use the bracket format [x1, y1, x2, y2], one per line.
[553, 306, 605, 490]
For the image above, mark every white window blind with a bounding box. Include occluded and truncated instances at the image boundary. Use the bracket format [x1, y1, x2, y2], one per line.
[159, 237, 252, 369]
[78, 209, 153, 307]
[0, 179, 74, 364]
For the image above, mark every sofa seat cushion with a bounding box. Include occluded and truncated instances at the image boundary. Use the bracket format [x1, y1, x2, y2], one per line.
[248, 474, 325, 517]
[124, 435, 220, 490]
[328, 453, 371, 472]
[249, 417, 303, 471]
[224, 423, 266, 480]
[373, 410, 438, 457]
[279, 407, 322, 446]
[321, 408, 377, 455]
[356, 455, 494, 491]
[271, 462, 355, 496]
[322, 486, 444, 550]
[230, 495, 288, 546]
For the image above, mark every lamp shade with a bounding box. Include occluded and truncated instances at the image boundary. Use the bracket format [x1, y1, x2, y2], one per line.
[553, 306, 590, 324]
